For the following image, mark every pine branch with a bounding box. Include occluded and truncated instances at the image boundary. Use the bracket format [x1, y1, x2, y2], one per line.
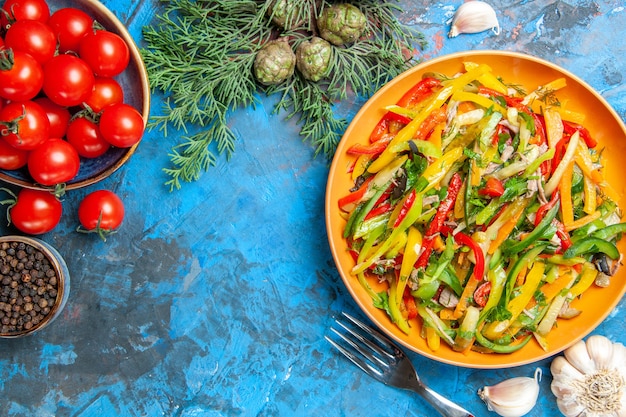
[141, 0, 425, 190]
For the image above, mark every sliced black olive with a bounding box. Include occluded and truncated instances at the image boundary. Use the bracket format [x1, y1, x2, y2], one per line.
[593, 253, 612, 276]
[391, 174, 407, 200]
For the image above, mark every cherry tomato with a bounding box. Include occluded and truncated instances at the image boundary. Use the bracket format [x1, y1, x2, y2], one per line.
[4, 19, 56, 64]
[83, 77, 124, 113]
[99, 103, 144, 148]
[473, 281, 492, 308]
[47, 7, 93, 53]
[66, 117, 110, 158]
[33, 97, 71, 138]
[79, 29, 129, 77]
[0, 49, 44, 101]
[6, 188, 62, 235]
[478, 177, 505, 198]
[28, 138, 80, 186]
[0, 139, 29, 170]
[0, 100, 50, 150]
[78, 189, 124, 233]
[42, 54, 95, 107]
[0, 0, 50, 29]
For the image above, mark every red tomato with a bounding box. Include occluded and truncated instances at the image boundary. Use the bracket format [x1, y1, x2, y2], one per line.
[99, 103, 144, 148]
[0, 100, 50, 150]
[42, 54, 95, 107]
[473, 281, 491, 308]
[0, 0, 50, 29]
[33, 97, 71, 138]
[79, 29, 129, 77]
[66, 117, 110, 158]
[478, 177, 505, 198]
[4, 19, 56, 64]
[47, 7, 93, 53]
[6, 188, 62, 235]
[0, 49, 44, 101]
[28, 138, 80, 185]
[0, 139, 29, 170]
[83, 77, 124, 113]
[78, 189, 124, 233]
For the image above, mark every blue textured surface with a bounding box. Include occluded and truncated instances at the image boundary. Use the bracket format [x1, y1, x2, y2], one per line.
[1, 1, 625, 416]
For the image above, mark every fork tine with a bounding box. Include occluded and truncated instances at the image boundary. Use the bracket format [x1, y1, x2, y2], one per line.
[326, 312, 400, 380]
[334, 315, 395, 364]
[340, 312, 399, 356]
[325, 332, 384, 379]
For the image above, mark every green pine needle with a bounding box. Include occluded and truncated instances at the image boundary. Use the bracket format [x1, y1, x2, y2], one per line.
[141, 0, 425, 191]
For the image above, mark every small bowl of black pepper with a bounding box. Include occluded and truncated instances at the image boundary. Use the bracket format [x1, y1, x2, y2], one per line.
[0, 236, 70, 338]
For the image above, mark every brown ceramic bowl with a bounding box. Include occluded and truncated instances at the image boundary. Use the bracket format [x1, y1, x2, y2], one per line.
[0, 236, 70, 337]
[0, 0, 150, 191]
[325, 50, 626, 368]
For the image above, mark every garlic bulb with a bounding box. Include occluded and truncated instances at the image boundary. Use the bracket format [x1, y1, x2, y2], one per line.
[551, 335, 626, 416]
[478, 368, 542, 417]
[449, 1, 500, 38]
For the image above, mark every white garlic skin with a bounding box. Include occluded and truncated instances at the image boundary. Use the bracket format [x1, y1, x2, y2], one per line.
[449, 1, 501, 38]
[478, 368, 542, 417]
[550, 335, 626, 417]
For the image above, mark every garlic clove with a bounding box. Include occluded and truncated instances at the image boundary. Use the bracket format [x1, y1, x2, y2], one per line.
[550, 356, 584, 398]
[610, 341, 626, 374]
[619, 393, 626, 417]
[556, 397, 586, 417]
[563, 340, 597, 374]
[585, 334, 615, 370]
[478, 368, 542, 417]
[449, 1, 500, 38]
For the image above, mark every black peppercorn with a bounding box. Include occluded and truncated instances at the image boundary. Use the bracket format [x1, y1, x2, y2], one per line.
[0, 241, 59, 335]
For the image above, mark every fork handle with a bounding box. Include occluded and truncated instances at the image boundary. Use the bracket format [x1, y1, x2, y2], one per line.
[413, 383, 474, 417]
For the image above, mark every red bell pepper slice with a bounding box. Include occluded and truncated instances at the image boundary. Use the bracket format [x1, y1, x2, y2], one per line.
[369, 112, 412, 143]
[403, 291, 418, 320]
[338, 176, 374, 211]
[393, 189, 416, 227]
[554, 219, 573, 252]
[432, 224, 487, 282]
[364, 202, 393, 221]
[534, 190, 559, 227]
[445, 227, 486, 282]
[347, 140, 389, 156]
[477, 86, 528, 112]
[490, 123, 508, 146]
[531, 113, 552, 175]
[414, 172, 463, 269]
[563, 120, 597, 148]
[397, 77, 441, 108]
[478, 177, 505, 198]
[414, 107, 447, 141]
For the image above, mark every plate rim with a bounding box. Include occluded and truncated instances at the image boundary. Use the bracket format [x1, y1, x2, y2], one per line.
[325, 49, 626, 369]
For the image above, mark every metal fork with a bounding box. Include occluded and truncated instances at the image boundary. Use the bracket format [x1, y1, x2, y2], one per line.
[326, 312, 474, 417]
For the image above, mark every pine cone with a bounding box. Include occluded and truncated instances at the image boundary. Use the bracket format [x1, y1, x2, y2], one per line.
[295, 37, 332, 82]
[317, 4, 366, 46]
[253, 39, 296, 86]
[267, 0, 301, 30]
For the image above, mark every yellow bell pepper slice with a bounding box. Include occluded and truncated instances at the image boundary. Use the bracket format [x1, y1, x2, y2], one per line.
[483, 261, 545, 339]
[559, 160, 575, 226]
[368, 65, 491, 174]
[451, 90, 507, 115]
[543, 107, 564, 149]
[565, 210, 601, 232]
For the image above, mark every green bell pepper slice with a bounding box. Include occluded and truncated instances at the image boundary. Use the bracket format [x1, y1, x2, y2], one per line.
[563, 237, 620, 260]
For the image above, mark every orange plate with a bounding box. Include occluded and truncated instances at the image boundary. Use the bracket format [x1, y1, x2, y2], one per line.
[325, 50, 626, 368]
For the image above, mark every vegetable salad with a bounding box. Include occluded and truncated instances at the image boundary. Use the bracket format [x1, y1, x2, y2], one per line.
[339, 62, 625, 354]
